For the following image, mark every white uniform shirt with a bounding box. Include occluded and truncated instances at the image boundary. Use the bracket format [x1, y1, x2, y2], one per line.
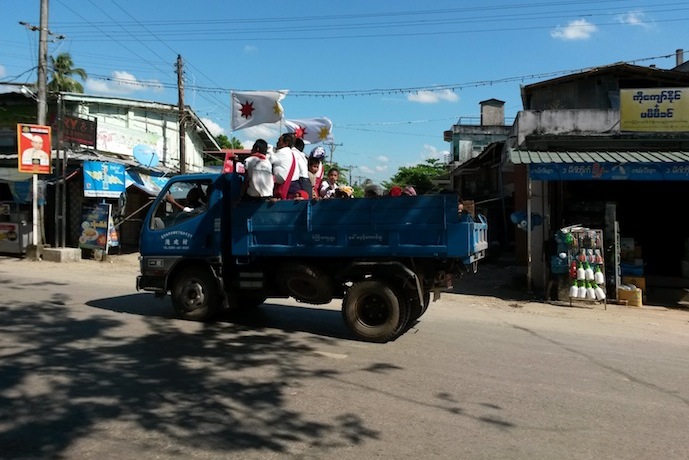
[292, 147, 309, 183]
[271, 146, 300, 184]
[320, 180, 339, 199]
[244, 154, 274, 197]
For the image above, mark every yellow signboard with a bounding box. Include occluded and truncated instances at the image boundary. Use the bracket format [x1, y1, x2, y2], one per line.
[620, 88, 689, 132]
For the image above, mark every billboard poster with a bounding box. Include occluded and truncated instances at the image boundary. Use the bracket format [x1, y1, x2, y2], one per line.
[83, 161, 126, 198]
[620, 88, 689, 132]
[79, 203, 119, 250]
[17, 124, 52, 174]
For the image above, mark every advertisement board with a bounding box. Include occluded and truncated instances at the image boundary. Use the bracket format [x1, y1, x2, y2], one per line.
[79, 203, 119, 250]
[17, 124, 52, 174]
[83, 161, 126, 198]
[620, 88, 689, 132]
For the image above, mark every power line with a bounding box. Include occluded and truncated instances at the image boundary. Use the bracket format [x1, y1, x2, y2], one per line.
[83, 49, 684, 98]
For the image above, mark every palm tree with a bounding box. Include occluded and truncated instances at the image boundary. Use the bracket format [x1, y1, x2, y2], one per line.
[47, 52, 87, 93]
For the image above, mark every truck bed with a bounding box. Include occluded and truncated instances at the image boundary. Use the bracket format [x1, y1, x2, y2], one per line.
[229, 195, 487, 264]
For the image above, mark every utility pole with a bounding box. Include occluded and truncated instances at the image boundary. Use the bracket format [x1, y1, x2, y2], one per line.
[36, 0, 48, 126]
[323, 142, 343, 165]
[177, 55, 186, 174]
[24, 0, 50, 259]
[342, 164, 356, 184]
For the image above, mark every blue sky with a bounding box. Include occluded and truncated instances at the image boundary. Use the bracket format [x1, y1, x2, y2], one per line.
[1, 1, 688, 184]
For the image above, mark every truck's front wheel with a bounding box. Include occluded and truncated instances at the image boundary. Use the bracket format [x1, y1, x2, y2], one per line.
[171, 267, 220, 321]
[342, 280, 409, 343]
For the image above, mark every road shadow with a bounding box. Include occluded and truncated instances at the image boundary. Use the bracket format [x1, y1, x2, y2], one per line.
[0, 294, 376, 459]
[87, 293, 355, 341]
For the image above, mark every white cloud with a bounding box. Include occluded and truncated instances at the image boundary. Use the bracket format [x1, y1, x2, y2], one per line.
[421, 144, 449, 162]
[0, 65, 6, 78]
[616, 10, 651, 28]
[201, 118, 225, 137]
[408, 89, 459, 104]
[85, 70, 163, 95]
[376, 155, 389, 163]
[375, 164, 388, 172]
[359, 166, 374, 174]
[243, 45, 258, 54]
[551, 19, 598, 40]
[236, 123, 281, 149]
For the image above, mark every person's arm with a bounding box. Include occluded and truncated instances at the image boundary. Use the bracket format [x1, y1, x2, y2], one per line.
[166, 193, 192, 212]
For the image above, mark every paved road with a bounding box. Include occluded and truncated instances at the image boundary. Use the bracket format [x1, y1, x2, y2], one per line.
[1, 255, 688, 459]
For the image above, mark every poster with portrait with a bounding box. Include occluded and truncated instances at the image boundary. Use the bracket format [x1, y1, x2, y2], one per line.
[17, 124, 52, 174]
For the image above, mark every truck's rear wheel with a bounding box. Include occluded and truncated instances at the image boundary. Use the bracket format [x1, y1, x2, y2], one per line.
[171, 267, 220, 321]
[342, 280, 410, 343]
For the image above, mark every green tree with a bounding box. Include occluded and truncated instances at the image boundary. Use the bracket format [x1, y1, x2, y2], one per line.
[47, 53, 87, 93]
[215, 134, 243, 149]
[384, 158, 448, 195]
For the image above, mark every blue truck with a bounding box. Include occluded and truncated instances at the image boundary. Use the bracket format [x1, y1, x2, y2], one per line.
[136, 172, 487, 343]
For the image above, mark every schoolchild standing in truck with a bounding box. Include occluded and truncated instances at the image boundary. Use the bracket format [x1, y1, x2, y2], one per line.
[308, 146, 326, 199]
[319, 167, 340, 199]
[293, 137, 312, 195]
[272, 133, 306, 199]
[243, 139, 274, 200]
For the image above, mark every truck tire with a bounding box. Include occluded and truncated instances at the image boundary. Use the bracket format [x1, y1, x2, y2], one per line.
[342, 280, 410, 343]
[171, 267, 220, 321]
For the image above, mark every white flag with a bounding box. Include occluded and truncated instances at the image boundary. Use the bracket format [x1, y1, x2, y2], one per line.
[231, 90, 287, 131]
[284, 117, 333, 144]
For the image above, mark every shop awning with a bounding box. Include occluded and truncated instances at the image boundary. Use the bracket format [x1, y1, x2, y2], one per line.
[509, 149, 689, 181]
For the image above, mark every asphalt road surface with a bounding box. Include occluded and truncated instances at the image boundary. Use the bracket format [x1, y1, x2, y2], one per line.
[0, 254, 688, 459]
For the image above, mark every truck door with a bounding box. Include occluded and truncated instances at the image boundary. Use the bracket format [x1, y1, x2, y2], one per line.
[142, 178, 219, 257]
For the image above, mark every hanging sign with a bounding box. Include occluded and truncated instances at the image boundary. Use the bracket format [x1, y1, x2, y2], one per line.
[620, 88, 689, 132]
[529, 162, 689, 181]
[83, 161, 126, 198]
[17, 124, 52, 174]
[63, 114, 97, 147]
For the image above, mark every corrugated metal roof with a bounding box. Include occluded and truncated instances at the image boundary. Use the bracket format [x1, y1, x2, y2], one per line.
[509, 149, 689, 165]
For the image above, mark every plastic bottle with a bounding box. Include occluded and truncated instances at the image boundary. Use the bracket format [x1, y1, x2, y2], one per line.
[577, 280, 588, 298]
[594, 283, 606, 300]
[594, 265, 605, 285]
[569, 280, 579, 298]
[576, 262, 585, 281]
[586, 281, 596, 300]
[584, 262, 594, 281]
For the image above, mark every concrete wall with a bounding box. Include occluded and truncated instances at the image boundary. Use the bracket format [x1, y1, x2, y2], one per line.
[513, 109, 620, 145]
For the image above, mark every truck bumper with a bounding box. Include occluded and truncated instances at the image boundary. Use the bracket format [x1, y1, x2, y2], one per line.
[136, 275, 166, 293]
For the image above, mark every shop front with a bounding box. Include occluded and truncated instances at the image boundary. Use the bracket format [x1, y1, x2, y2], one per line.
[511, 149, 689, 305]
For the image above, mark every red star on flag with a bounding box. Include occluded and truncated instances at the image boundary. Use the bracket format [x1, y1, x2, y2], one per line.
[240, 100, 255, 119]
[293, 125, 306, 139]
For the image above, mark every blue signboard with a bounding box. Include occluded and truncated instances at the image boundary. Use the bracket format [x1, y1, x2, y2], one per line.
[529, 162, 689, 181]
[83, 161, 126, 198]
